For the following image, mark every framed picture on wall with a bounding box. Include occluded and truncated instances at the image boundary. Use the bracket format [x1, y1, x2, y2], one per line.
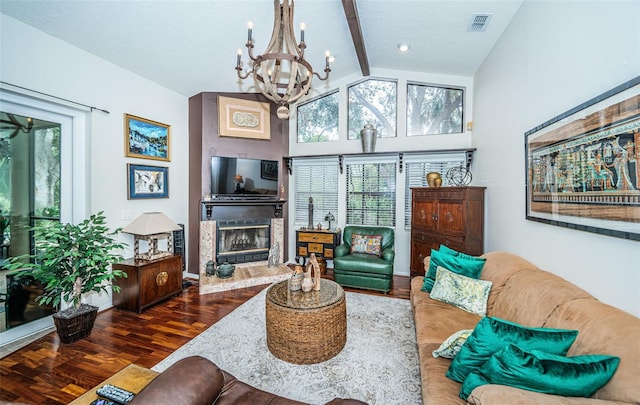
[128, 164, 169, 199]
[124, 114, 171, 161]
[524, 76, 640, 240]
[218, 96, 271, 140]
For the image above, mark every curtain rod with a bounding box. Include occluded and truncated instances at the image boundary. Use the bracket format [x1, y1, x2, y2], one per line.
[0, 81, 110, 114]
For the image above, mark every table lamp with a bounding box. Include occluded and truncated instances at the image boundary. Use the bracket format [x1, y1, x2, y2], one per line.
[123, 212, 182, 261]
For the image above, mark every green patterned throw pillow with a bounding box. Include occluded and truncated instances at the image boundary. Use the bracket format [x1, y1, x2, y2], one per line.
[432, 329, 474, 359]
[430, 266, 492, 316]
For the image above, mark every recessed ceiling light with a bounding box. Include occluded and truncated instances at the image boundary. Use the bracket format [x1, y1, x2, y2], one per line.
[398, 44, 410, 53]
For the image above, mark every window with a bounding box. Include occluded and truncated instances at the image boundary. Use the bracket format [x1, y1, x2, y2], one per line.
[293, 158, 339, 227]
[346, 159, 396, 226]
[404, 153, 467, 228]
[348, 78, 397, 139]
[296, 91, 339, 143]
[407, 82, 464, 136]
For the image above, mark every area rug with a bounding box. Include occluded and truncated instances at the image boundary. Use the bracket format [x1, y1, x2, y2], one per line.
[153, 287, 421, 404]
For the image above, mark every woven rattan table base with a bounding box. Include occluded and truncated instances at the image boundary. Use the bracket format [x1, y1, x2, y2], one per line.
[266, 280, 347, 364]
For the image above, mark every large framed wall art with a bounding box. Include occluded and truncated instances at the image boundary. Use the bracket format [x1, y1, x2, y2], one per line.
[218, 96, 271, 140]
[525, 76, 640, 240]
[124, 114, 171, 161]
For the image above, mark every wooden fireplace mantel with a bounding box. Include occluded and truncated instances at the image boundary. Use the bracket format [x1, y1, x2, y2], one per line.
[201, 199, 287, 221]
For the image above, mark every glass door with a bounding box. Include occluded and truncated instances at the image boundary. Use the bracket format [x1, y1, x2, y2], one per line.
[0, 91, 85, 345]
[0, 111, 60, 334]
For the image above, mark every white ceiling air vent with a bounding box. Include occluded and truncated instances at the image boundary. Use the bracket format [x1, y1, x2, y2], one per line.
[468, 14, 493, 32]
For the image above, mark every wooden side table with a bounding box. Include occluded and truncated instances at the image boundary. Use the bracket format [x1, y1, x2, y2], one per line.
[113, 254, 183, 313]
[69, 364, 159, 405]
[295, 228, 341, 265]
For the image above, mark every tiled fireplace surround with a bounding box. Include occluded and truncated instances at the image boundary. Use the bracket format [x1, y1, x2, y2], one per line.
[198, 200, 286, 292]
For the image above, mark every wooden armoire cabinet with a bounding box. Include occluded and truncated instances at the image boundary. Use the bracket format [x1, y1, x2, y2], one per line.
[410, 187, 486, 278]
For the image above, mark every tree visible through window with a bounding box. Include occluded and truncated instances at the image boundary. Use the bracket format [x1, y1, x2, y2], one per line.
[407, 83, 463, 136]
[297, 91, 339, 143]
[348, 78, 397, 139]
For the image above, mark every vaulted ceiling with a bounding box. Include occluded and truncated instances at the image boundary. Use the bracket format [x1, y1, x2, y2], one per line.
[0, 0, 523, 97]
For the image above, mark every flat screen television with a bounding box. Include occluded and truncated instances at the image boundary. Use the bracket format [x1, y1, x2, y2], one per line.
[211, 156, 279, 199]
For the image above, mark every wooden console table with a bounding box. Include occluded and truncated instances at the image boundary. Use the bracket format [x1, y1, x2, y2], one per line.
[113, 255, 183, 313]
[295, 228, 341, 264]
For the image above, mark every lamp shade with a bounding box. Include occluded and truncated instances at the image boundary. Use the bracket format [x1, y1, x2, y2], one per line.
[122, 212, 181, 236]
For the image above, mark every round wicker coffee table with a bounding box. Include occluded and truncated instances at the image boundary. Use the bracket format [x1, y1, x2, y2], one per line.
[265, 278, 346, 364]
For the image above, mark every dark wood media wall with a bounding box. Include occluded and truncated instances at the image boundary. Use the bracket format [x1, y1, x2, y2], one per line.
[188, 92, 290, 275]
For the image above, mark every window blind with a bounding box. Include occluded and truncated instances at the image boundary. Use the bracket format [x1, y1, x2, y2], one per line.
[292, 158, 339, 227]
[346, 160, 396, 226]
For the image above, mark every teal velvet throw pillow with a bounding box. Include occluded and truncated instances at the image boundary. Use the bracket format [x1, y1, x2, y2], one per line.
[421, 247, 486, 293]
[446, 316, 579, 383]
[460, 344, 620, 400]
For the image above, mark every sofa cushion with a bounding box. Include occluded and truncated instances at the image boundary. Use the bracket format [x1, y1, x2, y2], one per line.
[350, 233, 382, 256]
[432, 329, 473, 359]
[476, 251, 540, 313]
[460, 344, 620, 400]
[418, 342, 469, 405]
[430, 266, 492, 316]
[544, 299, 640, 403]
[422, 249, 486, 292]
[446, 316, 579, 383]
[467, 384, 622, 405]
[489, 268, 595, 327]
[411, 277, 482, 345]
[333, 253, 393, 275]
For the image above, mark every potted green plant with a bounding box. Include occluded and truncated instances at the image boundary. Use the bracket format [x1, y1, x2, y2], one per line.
[6, 211, 127, 343]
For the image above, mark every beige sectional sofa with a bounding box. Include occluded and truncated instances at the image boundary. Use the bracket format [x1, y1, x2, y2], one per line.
[410, 251, 640, 405]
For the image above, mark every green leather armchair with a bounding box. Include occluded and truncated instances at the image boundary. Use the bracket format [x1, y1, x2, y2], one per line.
[333, 225, 395, 292]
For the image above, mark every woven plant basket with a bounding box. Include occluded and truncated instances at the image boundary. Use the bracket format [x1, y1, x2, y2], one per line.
[52, 304, 98, 344]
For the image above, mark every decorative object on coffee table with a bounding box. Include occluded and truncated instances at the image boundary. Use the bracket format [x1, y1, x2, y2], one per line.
[289, 265, 304, 291]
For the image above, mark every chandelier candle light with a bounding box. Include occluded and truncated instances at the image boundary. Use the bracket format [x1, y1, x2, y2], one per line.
[235, 0, 332, 119]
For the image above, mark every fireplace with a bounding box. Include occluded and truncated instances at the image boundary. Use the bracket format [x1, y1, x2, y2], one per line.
[216, 219, 270, 264]
[199, 199, 286, 276]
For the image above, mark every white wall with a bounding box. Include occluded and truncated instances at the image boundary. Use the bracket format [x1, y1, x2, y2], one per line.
[473, 1, 640, 316]
[1, 14, 189, 311]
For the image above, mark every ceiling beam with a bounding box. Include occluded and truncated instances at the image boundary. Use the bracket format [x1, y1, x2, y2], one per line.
[341, 0, 370, 77]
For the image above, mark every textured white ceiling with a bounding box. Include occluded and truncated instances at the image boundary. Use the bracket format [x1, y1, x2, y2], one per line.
[0, 0, 523, 97]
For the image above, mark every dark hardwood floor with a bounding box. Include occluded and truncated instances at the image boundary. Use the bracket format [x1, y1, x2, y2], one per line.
[0, 272, 410, 404]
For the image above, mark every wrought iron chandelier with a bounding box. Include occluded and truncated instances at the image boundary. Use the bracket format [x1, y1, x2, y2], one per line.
[235, 0, 332, 119]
